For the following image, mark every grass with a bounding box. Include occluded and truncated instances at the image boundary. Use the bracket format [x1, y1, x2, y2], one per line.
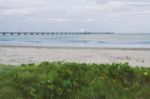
[0, 62, 150, 99]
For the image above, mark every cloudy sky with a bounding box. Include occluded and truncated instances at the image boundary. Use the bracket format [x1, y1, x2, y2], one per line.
[0, 0, 150, 33]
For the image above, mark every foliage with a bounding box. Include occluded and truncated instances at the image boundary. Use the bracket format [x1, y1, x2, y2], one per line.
[0, 62, 150, 99]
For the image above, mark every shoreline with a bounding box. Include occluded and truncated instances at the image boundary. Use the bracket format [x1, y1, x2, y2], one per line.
[0, 45, 150, 51]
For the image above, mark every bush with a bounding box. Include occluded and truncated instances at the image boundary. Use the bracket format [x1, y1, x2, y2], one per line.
[0, 62, 150, 99]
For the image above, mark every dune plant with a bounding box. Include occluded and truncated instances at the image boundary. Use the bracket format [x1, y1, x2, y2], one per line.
[0, 62, 150, 99]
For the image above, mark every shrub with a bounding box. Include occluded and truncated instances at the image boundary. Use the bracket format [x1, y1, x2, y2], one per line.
[0, 62, 150, 99]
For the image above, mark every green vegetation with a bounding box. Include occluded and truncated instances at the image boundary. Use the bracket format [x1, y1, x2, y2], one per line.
[0, 62, 150, 99]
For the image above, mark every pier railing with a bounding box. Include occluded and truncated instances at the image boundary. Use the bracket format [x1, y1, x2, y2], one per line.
[0, 32, 113, 36]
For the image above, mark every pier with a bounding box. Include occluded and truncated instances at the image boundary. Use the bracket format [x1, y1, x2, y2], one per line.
[0, 32, 113, 36]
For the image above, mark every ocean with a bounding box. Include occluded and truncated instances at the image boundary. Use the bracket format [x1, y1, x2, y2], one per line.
[0, 33, 150, 48]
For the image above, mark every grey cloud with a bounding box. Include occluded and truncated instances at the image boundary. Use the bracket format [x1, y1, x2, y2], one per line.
[0, 0, 150, 32]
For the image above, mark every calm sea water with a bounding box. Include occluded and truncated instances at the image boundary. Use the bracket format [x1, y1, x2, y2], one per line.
[0, 33, 150, 48]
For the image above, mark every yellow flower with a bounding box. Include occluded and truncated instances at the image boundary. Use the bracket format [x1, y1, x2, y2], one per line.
[144, 72, 148, 76]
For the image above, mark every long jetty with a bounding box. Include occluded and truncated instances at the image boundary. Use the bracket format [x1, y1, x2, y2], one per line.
[0, 32, 113, 36]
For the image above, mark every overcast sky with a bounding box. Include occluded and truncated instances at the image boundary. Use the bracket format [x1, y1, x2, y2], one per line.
[0, 0, 150, 33]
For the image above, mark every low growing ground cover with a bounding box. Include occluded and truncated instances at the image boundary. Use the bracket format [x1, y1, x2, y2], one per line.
[0, 62, 150, 99]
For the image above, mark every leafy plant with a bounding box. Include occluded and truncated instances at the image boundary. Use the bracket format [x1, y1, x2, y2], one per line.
[0, 62, 150, 99]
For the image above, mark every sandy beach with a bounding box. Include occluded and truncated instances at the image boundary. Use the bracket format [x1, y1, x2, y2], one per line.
[0, 46, 150, 67]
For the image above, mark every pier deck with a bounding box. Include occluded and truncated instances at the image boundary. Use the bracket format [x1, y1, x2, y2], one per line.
[0, 32, 113, 36]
